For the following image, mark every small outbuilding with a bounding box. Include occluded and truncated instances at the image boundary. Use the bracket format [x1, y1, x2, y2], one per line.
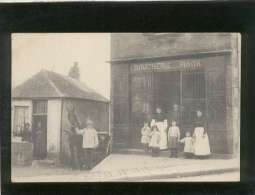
[12, 69, 110, 166]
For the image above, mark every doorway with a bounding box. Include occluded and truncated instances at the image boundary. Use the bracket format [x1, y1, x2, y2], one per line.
[154, 71, 180, 115]
[154, 71, 206, 133]
[130, 70, 206, 148]
[32, 100, 48, 159]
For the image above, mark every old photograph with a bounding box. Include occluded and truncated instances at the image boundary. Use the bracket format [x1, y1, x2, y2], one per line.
[11, 33, 240, 182]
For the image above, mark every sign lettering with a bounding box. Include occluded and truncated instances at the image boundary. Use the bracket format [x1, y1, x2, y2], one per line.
[130, 60, 201, 73]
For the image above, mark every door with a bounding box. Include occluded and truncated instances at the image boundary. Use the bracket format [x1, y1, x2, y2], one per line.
[32, 100, 48, 159]
[154, 71, 180, 115]
[153, 70, 206, 136]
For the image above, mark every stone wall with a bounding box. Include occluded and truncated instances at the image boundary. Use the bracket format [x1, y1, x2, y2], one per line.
[111, 63, 130, 148]
[111, 33, 232, 60]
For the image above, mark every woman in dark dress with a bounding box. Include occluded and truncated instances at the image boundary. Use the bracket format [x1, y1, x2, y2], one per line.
[22, 122, 32, 142]
[192, 110, 211, 159]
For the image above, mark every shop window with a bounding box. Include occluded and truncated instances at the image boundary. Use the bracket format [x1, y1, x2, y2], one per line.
[182, 72, 205, 99]
[13, 106, 29, 137]
[131, 73, 153, 91]
[182, 72, 206, 129]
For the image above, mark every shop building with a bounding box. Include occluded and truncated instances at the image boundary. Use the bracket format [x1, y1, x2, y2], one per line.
[110, 33, 240, 156]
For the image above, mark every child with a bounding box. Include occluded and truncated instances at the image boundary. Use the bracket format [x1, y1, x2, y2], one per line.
[168, 120, 180, 158]
[141, 122, 151, 153]
[179, 132, 194, 159]
[149, 125, 161, 157]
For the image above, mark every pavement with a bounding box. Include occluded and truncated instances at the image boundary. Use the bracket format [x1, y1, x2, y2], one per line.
[145, 171, 240, 182]
[12, 154, 240, 182]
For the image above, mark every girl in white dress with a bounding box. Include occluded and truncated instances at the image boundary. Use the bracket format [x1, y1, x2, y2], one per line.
[149, 125, 161, 157]
[141, 122, 151, 153]
[179, 132, 194, 159]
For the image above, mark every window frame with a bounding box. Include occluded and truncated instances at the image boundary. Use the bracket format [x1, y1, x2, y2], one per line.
[13, 105, 29, 137]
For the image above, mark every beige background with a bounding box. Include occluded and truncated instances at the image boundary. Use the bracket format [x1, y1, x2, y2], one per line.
[12, 33, 111, 98]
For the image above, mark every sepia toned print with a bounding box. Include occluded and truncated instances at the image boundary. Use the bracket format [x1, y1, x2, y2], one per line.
[11, 33, 240, 182]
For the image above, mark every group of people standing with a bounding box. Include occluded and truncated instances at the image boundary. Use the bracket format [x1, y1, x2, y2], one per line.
[141, 107, 211, 159]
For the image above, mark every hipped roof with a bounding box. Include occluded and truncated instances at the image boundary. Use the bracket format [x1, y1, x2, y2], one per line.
[12, 69, 109, 102]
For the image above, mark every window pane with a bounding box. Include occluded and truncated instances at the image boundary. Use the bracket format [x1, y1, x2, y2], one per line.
[13, 106, 29, 137]
[182, 72, 205, 99]
[33, 100, 47, 114]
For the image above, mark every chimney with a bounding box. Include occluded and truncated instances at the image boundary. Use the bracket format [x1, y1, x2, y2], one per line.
[68, 61, 80, 80]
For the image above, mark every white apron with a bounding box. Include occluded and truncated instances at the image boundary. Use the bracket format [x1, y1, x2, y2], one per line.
[151, 119, 168, 150]
[193, 127, 211, 156]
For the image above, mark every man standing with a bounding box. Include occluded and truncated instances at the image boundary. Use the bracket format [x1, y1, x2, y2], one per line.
[76, 119, 99, 170]
[65, 125, 82, 170]
[67, 104, 83, 170]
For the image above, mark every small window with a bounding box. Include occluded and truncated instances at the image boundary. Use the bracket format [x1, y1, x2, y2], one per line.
[13, 106, 29, 137]
[33, 100, 47, 115]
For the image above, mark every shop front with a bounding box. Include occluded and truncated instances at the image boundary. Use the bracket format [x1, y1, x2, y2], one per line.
[111, 51, 235, 154]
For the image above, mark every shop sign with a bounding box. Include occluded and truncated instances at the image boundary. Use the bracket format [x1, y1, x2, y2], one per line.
[130, 60, 201, 72]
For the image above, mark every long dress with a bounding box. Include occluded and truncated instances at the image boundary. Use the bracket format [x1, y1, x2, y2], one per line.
[193, 127, 211, 156]
[141, 126, 151, 144]
[180, 137, 194, 153]
[151, 113, 168, 150]
[149, 131, 160, 148]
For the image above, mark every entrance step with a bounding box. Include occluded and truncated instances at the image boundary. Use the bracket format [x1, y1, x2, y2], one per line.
[112, 148, 174, 157]
[31, 159, 56, 168]
[112, 149, 234, 159]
